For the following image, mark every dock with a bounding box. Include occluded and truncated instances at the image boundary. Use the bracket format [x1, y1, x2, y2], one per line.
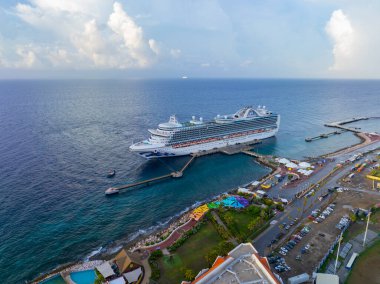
[324, 117, 368, 133]
[305, 117, 371, 142]
[105, 141, 262, 195]
[305, 130, 346, 142]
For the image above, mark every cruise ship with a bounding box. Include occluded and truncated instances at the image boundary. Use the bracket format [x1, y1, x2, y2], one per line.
[130, 106, 280, 159]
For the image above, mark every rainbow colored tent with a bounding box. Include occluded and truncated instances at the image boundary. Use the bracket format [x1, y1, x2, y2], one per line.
[221, 196, 249, 209]
[207, 202, 221, 209]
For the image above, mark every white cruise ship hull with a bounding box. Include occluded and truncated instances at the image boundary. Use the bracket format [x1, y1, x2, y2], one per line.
[131, 128, 278, 159]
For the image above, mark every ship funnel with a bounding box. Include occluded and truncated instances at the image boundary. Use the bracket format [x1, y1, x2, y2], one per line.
[192, 115, 195, 121]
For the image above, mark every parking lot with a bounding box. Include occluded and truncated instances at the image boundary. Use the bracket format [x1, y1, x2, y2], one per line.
[268, 190, 378, 279]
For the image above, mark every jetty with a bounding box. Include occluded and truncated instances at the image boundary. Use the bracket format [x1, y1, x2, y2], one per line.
[105, 158, 197, 194]
[324, 117, 368, 133]
[105, 141, 263, 195]
[305, 130, 346, 142]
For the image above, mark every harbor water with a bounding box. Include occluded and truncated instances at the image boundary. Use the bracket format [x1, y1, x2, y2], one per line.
[0, 79, 379, 283]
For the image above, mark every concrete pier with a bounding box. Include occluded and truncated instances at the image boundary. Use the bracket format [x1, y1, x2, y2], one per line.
[324, 117, 368, 133]
[305, 130, 346, 142]
[105, 141, 262, 195]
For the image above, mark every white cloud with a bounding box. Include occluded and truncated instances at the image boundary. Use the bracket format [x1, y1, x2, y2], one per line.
[7, 0, 158, 69]
[15, 46, 37, 68]
[170, 48, 181, 59]
[325, 9, 354, 71]
[240, 60, 254, 67]
[148, 39, 160, 55]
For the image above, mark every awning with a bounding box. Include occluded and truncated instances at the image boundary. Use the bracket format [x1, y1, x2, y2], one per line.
[299, 162, 311, 169]
[286, 162, 298, 169]
[124, 267, 142, 283]
[96, 262, 115, 278]
[279, 158, 290, 164]
[109, 277, 126, 284]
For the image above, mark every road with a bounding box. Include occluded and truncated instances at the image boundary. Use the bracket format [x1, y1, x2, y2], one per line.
[253, 141, 380, 255]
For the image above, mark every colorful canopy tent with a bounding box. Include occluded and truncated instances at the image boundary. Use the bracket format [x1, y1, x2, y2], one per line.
[190, 204, 209, 221]
[221, 196, 249, 209]
[123, 267, 142, 283]
[96, 262, 115, 279]
[207, 202, 220, 209]
[235, 196, 249, 207]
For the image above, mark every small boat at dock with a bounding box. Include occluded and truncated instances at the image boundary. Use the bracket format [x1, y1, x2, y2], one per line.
[105, 187, 119, 195]
[107, 170, 116, 178]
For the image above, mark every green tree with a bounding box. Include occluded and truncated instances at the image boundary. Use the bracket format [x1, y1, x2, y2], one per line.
[248, 219, 258, 231]
[205, 249, 219, 266]
[217, 241, 234, 256]
[184, 269, 195, 281]
[349, 212, 357, 222]
[224, 212, 234, 226]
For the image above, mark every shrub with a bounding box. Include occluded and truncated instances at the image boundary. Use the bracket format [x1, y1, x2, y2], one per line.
[246, 205, 261, 216]
[150, 249, 163, 260]
[204, 241, 235, 267]
[276, 204, 284, 211]
[184, 269, 196, 281]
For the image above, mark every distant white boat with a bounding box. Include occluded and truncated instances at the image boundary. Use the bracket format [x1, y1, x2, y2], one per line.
[182, 76, 188, 79]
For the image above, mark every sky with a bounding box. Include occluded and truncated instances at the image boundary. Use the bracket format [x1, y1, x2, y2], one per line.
[0, 0, 380, 79]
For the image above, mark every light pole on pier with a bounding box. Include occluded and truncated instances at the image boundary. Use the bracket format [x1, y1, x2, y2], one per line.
[363, 211, 371, 247]
[334, 235, 343, 274]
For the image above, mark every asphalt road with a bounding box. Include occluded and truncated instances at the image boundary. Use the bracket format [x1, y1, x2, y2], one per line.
[253, 141, 380, 255]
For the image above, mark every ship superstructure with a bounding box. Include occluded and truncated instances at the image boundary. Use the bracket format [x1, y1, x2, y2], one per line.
[130, 106, 280, 158]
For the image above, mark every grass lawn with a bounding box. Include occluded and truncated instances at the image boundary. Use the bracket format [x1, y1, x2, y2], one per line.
[345, 239, 380, 284]
[157, 221, 223, 284]
[219, 207, 263, 241]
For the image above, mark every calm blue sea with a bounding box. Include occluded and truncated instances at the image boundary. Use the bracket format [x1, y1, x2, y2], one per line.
[0, 79, 379, 283]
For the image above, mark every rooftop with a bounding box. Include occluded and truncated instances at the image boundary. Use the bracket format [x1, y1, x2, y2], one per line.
[189, 243, 282, 284]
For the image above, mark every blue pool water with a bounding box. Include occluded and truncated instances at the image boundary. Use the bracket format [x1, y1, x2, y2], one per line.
[1, 79, 380, 283]
[39, 275, 66, 284]
[70, 270, 96, 284]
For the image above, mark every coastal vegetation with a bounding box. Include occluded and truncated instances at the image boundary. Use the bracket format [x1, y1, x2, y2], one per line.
[157, 220, 223, 283]
[149, 250, 164, 281]
[94, 268, 105, 284]
[154, 200, 276, 283]
[168, 221, 205, 252]
[218, 205, 273, 242]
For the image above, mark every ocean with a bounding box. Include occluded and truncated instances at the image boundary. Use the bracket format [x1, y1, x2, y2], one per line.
[0, 79, 379, 283]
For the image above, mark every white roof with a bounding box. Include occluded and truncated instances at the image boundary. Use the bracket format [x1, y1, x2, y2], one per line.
[109, 277, 126, 284]
[238, 187, 254, 194]
[299, 162, 311, 168]
[96, 262, 115, 278]
[124, 267, 142, 283]
[251, 181, 260, 186]
[316, 273, 339, 284]
[278, 158, 290, 164]
[194, 243, 279, 284]
[286, 162, 298, 169]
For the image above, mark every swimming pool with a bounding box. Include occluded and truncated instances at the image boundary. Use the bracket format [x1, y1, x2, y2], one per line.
[39, 274, 66, 284]
[70, 270, 96, 284]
